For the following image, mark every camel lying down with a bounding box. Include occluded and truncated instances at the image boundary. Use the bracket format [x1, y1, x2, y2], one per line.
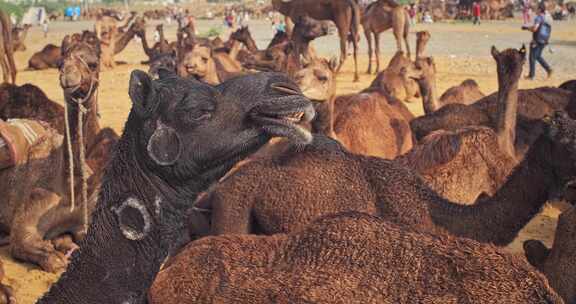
[151, 212, 562, 304]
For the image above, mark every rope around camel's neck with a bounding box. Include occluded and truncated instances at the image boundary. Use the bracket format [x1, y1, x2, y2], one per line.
[63, 70, 98, 234]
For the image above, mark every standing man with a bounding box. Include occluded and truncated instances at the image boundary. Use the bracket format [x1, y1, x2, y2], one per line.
[472, 1, 481, 25]
[522, 4, 553, 79]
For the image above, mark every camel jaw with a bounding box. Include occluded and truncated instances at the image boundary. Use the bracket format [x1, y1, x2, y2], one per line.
[251, 104, 315, 146]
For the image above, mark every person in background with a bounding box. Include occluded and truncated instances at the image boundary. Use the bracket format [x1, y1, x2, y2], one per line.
[522, 4, 553, 79]
[42, 19, 49, 38]
[422, 10, 434, 23]
[522, 0, 532, 24]
[472, 1, 481, 25]
[408, 4, 417, 25]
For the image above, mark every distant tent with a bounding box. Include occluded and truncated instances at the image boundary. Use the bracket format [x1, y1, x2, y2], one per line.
[22, 6, 46, 25]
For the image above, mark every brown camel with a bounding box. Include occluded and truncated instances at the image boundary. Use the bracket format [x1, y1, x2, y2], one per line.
[0, 259, 15, 304]
[153, 212, 562, 304]
[0, 10, 16, 84]
[178, 43, 243, 85]
[229, 26, 290, 68]
[241, 17, 332, 77]
[524, 204, 576, 304]
[395, 46, 524, 202]
[410, 85, 573, 158]
[367, 31, 431, 103]
[0, 82, 65, 133]
[521, 113, 576, 304]
[191, 108, 576, 250]
[11, 24, 31, 52]
[294, 57, 414, 159]
[362, 0, 411, 74]
[0, 31, 118, 272]
[438, 79, 486, 108]
[272, 0, 361, 81]
[112, 16, 146, 55]
[28, 44, 62, 70]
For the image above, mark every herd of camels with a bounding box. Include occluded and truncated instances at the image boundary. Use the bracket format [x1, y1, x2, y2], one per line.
[0, 0, 576, 303]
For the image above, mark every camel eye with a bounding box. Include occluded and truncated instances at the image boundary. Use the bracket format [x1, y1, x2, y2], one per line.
[318, 75, 328, 82]
[201, 57, 208, 63]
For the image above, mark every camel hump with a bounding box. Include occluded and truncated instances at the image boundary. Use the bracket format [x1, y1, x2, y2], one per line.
[0, 119, 50, 169]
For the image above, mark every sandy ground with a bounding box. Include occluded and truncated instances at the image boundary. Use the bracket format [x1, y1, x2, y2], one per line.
[1, 17, 575, 303]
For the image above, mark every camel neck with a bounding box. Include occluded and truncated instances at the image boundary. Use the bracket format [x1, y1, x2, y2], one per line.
[421, 80, 439, 115]
[495, 69, 520, 159]
[114, 29, 136, 55]
[140, 32, 155, 58]
[430, 136, 555, 245]
[244, 35, 259, 53]
[36, 117, 201, 304]
[63, 93, 101, 179]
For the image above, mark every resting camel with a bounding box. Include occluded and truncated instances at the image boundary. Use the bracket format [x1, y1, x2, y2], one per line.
[272, 0, 361, 81]
[229, 26, 290, 66]
[0, 10, 16, 84]
[28, 44, 62, 70]
[152, 212, 562, 304]
[438, 79, 486, 107]
[524, 202, 576, 304]
[191, 106, 576, 255]
[395, 46, 523, 203]
[11, 24, 31, 52]
[366, 31, 431, 103]
[240, 16, 330, 75]
[559, 79, 576, 94]
[362, 0, 411, 74]
[36, 72, 315, 303]
[410, 83, 573, 158]
[0, 31, 118, 272]
[177, 42, 243, 85]
[296, 58, 414, 159]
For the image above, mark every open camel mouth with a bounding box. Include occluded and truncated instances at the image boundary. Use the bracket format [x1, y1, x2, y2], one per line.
[252, 104, 316, 145]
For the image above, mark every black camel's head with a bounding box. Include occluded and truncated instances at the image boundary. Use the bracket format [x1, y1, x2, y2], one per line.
[128, 71, 315, 182]
[541, 111, 576, 202]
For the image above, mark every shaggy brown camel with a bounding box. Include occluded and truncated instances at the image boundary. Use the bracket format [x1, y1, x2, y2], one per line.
[229, 27, 290, 67]
[396, 46, 524, 202]
[0, 10, 16, 84]
[12, 24, 31, 52]
[362, 0, 411, 74]
[0, 258, 15, 304]
[438, 79, 486, 108]
[192, 108, 576, 249]
[521, 113, 576, 304]
[524, 204, 576, 304]
[28, 44, 62, 70]
[410, 85, 573, 158]
[272, 0, 361, 81]
[153, 212, 562, 304]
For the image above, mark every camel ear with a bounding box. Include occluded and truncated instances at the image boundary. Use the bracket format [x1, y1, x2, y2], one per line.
[61, 35, 72, 56]
[491, 46, 500, 59]
[519, 44, 527, 57]
[328, 57, 339, 73]
[129, 70, 157, 118]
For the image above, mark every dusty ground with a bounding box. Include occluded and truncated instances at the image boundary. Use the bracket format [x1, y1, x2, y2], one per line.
[1, 17, 575, 303]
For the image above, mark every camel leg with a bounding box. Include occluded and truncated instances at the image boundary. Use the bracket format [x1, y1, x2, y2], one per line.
[0, 283, 16, 304]
[285, 16, 294, 38]
[9, 189, 68, 273]
[5, 44, 16, 84]
[352, 28, 359, 82]
[403, 21, 411, 60]
[375, 33, 381, 74]
[0, 55, 9, 84]
[365, 31, 373, 74]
